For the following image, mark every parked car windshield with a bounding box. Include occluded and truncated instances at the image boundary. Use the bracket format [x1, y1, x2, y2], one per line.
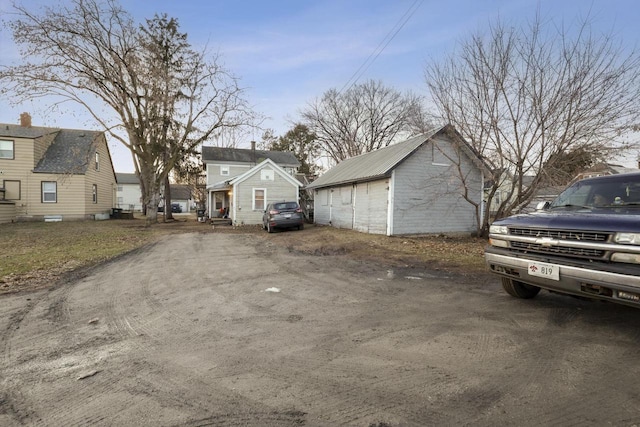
[551, 175, 640, 209]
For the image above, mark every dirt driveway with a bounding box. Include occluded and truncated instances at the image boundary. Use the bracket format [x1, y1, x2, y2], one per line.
[1, 232, 640, 426]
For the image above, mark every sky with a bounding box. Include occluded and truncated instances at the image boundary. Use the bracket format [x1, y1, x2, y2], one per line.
[1, 0, 639, 173]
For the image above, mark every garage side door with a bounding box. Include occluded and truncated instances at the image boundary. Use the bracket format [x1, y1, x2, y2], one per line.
[353, 180, 388, 234]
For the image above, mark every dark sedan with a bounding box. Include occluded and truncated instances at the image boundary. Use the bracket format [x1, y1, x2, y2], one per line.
[262, 201, 304, 233]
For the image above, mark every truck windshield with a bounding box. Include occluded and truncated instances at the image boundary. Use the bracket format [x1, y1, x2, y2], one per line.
[550, 175, 640, 209]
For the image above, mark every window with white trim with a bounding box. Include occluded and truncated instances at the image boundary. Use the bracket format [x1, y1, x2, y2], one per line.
[95, 152, 100, 171]
[220, 166, 230, 176]
[261, 169, 274, 181]
[0, 140, 14, 159]
[253, 188, 266, 211]
[92, 184, 97, 203]
[42, 181, 57, 203]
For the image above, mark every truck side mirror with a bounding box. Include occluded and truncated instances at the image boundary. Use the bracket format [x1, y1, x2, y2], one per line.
[535, 201, 550, 211]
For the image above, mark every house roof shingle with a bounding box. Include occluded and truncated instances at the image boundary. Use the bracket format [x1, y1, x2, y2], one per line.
[0, 123, 106, 174]
[0, 124, 58, 139]
[201, 146, 299, 167]
[116, 173, 140, 184]
[33, 129, 103, 174]
[171, 184, 191, 200]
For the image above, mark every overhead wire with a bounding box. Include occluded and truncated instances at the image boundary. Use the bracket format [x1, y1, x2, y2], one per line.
[338, 0, 423, 94]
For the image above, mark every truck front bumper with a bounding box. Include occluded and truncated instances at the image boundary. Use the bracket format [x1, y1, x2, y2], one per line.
[485, 247, 640, 305]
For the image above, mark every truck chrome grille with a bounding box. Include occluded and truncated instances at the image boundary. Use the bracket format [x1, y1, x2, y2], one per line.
[509, 227, 609, 242]
[510, 241, 605, 258]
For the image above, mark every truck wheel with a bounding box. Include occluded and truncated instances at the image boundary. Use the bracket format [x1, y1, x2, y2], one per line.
[501, 277, 541, 299]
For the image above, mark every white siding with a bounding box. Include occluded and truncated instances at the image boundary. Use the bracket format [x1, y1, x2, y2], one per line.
[353, 180, 388, 234]
[391, 136, 482, 235]
[328, 185, 354, 229]
[313, 188, 331, 225]
[117, 183, 142, 211]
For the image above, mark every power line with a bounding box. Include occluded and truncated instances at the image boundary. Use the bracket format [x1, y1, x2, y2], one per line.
[339, 0, 423, 94]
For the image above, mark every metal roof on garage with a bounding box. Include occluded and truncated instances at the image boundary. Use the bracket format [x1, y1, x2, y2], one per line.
[306, 129, 439, 190]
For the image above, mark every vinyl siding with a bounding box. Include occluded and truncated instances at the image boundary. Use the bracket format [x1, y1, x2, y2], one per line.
[1, 137, 39, 218]
[0, 201, 15, 224]
[0, 138, 36, 214]
[83, 137, 116, 215]
[233, 167, 299, 225]
[207, 163, 251, 187]
[23, 173, 86, 218]
[391, 135, 481, 235]
[117, 183, 142, 211]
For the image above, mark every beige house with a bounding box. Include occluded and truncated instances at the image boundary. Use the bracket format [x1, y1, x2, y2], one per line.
[0, 114, 117, 222]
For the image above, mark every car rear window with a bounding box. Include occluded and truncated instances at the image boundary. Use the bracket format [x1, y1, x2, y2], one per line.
[274, 202, 298, 210]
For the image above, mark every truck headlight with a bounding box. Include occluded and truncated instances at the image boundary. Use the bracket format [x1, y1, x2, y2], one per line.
[614, 233, 640, 245]
[489, 225, 508, 235]
[489, 238, 509, 248]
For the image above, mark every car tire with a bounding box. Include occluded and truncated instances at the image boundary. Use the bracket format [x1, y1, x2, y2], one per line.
[298, 224, 304, 231]
[501, 277, 541, 299]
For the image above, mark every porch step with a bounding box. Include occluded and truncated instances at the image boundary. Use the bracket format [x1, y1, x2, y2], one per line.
[210, 217, 232, 226]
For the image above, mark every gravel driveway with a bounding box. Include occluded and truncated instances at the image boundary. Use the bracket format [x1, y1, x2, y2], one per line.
[1, 232, 640, 426]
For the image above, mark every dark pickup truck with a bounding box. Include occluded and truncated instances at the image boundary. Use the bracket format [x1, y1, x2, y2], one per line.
[485, 172, 640, 308]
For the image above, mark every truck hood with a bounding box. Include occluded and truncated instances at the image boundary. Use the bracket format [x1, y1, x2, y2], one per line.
[493, 208, 640, 233]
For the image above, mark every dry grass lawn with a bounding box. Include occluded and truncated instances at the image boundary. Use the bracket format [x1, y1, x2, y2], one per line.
[0, 215, 490, 294]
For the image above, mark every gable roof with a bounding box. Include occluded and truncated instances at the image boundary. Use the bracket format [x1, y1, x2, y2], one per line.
[0, 123, 58, 139]
[116, 173, 140, 184]
[170, 184, 192, 200]
[308, 126, 489, 190]
[202, 146, 299, 167]
[229, 158, 301, 188]
[33, 129, 104, 174]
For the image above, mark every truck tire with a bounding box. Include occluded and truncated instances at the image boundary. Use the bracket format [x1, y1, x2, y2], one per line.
[501, 277, 541, 299]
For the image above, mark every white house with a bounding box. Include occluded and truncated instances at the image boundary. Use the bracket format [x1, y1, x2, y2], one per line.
[116, 173, 142, 212]
[306, 126, 489, 236]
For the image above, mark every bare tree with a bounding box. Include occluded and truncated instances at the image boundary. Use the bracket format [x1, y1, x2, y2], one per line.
[0, 0, 254, 224]
[426, 13, 640, 234]
[265, 124, 320, 176]
[301, 79, 429, 162]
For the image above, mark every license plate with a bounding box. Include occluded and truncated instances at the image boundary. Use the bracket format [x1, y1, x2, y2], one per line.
[284, 214, 292, 218]
[527, 261, 559, 281]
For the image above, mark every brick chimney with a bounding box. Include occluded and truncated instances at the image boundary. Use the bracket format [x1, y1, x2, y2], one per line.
[20, 112, 32, 127]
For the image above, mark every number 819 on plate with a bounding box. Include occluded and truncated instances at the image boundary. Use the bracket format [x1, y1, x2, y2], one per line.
[527, 261, 559, 281]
